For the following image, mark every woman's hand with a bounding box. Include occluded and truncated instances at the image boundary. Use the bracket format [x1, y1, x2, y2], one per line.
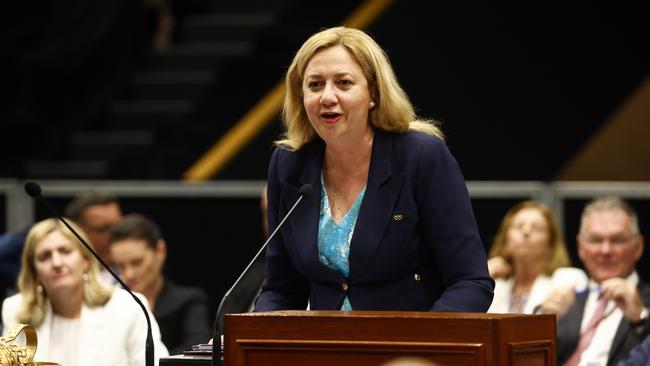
[487, 256, 511, 279]
[540, 287, 575, 318]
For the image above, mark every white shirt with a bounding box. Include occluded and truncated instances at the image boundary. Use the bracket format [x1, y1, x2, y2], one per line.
[2, 289, 168, 366]
[577, 272, 639, 366]
[488, 275, 554, 314]
[49, 315, 81, 366]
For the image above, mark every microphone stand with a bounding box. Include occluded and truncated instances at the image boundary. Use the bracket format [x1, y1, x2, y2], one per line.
[212, 184, 312, 365]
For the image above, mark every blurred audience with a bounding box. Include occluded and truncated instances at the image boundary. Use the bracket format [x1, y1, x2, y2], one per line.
[487, 200, 571, 313]
[0, 226, 31, 313]
[108, 213, 210, 354]
[1, 190, 123, 331]
[1, 218, 168, 365]
[64, 191, 123, 284]
[540, 196, 649, 366]
[142, 0, 175, 51]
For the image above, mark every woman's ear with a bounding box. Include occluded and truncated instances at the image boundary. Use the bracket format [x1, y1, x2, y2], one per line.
[156, 239, 167, 263]
[82, 255, 91, 274]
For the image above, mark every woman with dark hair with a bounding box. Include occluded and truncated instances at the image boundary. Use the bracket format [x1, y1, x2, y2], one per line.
[108, 213, 210, 354]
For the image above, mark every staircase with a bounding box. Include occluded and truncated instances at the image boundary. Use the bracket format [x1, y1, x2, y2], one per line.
[22, 0, 295, 180]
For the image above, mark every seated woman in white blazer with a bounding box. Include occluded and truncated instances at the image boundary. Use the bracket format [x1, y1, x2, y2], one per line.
[1, 218, 168, 366]
[487, 201, 571, 314]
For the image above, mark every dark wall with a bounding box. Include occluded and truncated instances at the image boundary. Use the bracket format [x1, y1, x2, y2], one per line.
[216, 2, 649, 182]
[369, 2, 647, 181]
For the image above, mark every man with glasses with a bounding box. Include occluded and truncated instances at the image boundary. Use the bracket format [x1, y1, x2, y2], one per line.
[541, 196, 650, 366]
[64, 191, 123, 285]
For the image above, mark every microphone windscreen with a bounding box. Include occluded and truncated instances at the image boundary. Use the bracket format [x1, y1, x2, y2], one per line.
[24, 181, 42, 198]
[299, 184, 313, 197]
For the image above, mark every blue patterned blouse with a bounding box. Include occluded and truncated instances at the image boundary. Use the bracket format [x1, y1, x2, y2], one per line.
[318, 172, 366, 311]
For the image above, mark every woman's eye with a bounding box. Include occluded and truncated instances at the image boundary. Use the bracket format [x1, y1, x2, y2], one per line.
[36, 253, 50, 262]
[307, 81, 323, 89]
[337, 79, 352, 87]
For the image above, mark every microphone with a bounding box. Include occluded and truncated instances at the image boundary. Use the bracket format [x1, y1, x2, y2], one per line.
[24, 181, 155, 366]
[212, 183, 313, 364]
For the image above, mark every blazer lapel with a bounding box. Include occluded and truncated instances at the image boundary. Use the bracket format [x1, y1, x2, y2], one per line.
[285, 143, 327, 276]
[349, 130, 404, 279]
[77, 303, 104, 365]
[35, 304, 53, 360]
[571, 294, 588, 338]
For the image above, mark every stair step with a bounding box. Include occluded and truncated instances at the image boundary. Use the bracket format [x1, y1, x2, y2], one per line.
[183, 13, 277, 42]
[210, 0, 295, 13]
[123, 70, 215, 100]
[151, 41, 254, 70]
[70, 130, 155, 146]
[24, 160, 110, 179]
[107, 100, 193, 128]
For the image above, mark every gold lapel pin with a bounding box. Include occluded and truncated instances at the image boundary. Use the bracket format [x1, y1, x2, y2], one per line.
[393, 214, 404, 221]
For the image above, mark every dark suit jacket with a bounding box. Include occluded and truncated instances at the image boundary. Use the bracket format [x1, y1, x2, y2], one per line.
[154, 280, 211, 355]
[254, 129, 494, 312]
[557, 279, 650, 366]
[619, 333, 650, 366]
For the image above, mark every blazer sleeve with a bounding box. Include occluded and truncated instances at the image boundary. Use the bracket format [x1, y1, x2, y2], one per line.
[175, 289, 211, 354]
[414, 137, 494, 312]
[618, 335, 650, 366]
[1, 294, 21, 331]
[121, 291, 169, 365]
[254, 148, 310, 311]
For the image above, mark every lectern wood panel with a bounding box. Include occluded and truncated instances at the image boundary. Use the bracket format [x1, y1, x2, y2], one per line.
[224, 311, 556, 366]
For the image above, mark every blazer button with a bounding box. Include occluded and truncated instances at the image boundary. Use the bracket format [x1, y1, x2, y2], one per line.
[341, 282, 349, 291]
[414, 273, 421, 281]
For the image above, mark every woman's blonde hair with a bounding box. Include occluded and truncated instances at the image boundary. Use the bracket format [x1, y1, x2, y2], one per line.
[277, 26, 443, 150]
[488, 201, 571, 276]
[16, 218, 113, 326]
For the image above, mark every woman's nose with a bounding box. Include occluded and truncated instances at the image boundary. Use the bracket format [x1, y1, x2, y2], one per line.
[51, 252, 62, 266]
[320, 83, 337, 106]
[122, 267, 136, 281]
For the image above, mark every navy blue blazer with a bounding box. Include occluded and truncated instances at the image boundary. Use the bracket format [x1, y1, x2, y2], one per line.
[619, 333, 650, 366]
[254, 129, 494, 312]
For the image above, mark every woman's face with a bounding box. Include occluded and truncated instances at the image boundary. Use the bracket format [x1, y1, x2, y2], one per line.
[110, 239, 164, 294]
[33, 230, 89, 295]
[504, 208, 552, 262]
[302, 45, 373, 146]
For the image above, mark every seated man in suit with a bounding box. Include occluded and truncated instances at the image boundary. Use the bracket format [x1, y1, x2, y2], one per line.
[541, 196, 650, 366]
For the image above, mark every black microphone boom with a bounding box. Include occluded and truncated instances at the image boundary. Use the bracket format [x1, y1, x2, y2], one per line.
[24, 181, 155, 366]
[212, 183, 312, 364]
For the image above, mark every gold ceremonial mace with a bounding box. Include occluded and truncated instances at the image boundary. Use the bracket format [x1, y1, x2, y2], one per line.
[0, 324, 59, 366]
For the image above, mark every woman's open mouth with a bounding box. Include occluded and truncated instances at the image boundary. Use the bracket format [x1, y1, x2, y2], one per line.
[321, 112, 341, 124]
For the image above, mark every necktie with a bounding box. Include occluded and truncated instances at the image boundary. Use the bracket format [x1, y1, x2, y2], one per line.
[564, 297, 609, 366]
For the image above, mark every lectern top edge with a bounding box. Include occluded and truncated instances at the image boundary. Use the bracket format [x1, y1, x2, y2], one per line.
[226, 310, 554, 321]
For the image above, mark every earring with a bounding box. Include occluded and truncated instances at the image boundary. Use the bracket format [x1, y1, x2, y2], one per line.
[370, 101, 375, 109]
[36, 284, 43, 294]
[82, 273, 89, 282]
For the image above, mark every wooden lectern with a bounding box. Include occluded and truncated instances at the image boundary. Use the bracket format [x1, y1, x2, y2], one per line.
[223, 311, 556, 366]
